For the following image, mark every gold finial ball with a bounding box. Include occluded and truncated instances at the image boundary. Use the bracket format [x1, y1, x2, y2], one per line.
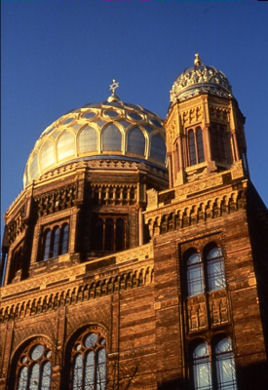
[194, 53, 202, 67]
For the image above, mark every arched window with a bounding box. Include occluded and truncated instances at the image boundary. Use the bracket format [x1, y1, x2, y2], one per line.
[192, 339, 237, 390]
[52, 226, 60, 258]
[192, 343, 212, 390]
[206, 247, 226, 291]
[57, 132, 75, 161]
[150, 133, 166, 163]
[196, 127, 204, 163]
[102, 124, 121, 151]
[188, 130, 197, 165]
[78, 126, 98, 153]
[61, 224, 69, 254]
[127, 127, 145, 155]
[71, 331, 106, 390]
[187, 127, 205, 166]
[186, 252, 204, 297]
[40, 141, 56, 170]
[16, 342, 52, 390]
[41, 223, 69, 260]
[215, 338, 237, 389]
[43, 230, 52, 260]
[185, 244, 226, 297]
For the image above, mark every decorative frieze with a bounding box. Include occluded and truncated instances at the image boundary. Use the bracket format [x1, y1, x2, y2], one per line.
[34, 183, 77, 216]
[0, 265, 154, 322]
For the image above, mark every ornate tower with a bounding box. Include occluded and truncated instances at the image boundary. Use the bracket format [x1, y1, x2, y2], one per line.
[166, 54, 248, 187]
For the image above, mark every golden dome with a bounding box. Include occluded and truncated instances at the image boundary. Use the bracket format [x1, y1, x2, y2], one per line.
[23, 96, 166, 187]
[170, 54, 232, 104]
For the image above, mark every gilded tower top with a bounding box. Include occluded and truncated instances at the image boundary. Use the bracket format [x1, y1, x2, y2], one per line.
[170, 54, 233, 104]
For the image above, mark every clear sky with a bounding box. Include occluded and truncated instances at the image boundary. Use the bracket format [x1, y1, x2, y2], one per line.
[1, 0, 268, 234]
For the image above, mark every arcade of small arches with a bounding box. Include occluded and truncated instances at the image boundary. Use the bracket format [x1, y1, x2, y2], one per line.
[0, 266, 155, 321]
[147, 189, 246, 237]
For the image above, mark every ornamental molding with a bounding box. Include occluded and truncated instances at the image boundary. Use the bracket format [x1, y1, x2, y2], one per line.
[0, 263, 154, 323]
[34, 183, 78, 216]
[170, 65, 232, 104]
[145, 188, 247, 238]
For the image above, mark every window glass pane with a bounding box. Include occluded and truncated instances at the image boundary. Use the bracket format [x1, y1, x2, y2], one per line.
[29, 363, 40, 390]
[206, 247, 226, 291]
[150, 134, 166, 163]
[31, 345, 44, 360]
[18, 366, 28, 390]
[96, 349, 106, 390]
[41, 361, 51, 390]
[188, 130, 196, 165]
[84, 333, 98, 348]
[52, 227, 60, 257]
[216, 338, 237, 389]
[43, 230, 51, 260]
[61, 224, 69, 254]
[85, 351, 95, 390]
[102, 124, 121, 151]
[127, 127, 145, 155]
[57, 132, 75, 160]
[187, 253, 204, 296]
[193, 343, 212, 390]
[40, 141, 55, 170]
[196, 128, 204, 163]
[78, 126, 98, 153]
[73, 354, 83, 390]
[29, 154, 40, 180]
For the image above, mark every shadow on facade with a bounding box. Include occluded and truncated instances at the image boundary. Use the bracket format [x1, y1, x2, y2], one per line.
[158, 377, 189, 390]
[246, 184, 268, 357]
[237, 361, 268, 389]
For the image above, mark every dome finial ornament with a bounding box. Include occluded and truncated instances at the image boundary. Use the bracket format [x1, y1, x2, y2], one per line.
[110, 79, 119, 95]
[194, 53, 202, 66]
[107, 79, 120, 102]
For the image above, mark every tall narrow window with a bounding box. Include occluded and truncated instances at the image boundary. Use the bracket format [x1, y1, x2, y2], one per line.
[15, 342, 52, 390]
[215, 338, 237, 389]
[43, 230, 52, 260]
[187, 252, 205, 297]
[206, 247, 226, 291]
[187, 127, 205, 166]
[191, 339, 237, 390]
[188, 130, 197, 165]
[71, 331, 106, 390]
[196, 127, 204, 163]
[193, 343, 212, 390]
[52, 226, 60, 257]
[61, 224, 69, 254]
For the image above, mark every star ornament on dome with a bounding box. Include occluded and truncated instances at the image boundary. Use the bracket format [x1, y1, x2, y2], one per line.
[110, 79, 119, 95]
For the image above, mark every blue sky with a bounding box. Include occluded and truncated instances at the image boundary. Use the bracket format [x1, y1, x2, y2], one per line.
[1, 0, 268, 233]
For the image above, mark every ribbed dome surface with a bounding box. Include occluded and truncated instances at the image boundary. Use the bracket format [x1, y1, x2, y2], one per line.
[23, 97, 167, 187]
[170, 62, 232, 103]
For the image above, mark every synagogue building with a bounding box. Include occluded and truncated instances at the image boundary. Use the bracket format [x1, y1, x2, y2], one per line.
[1, 55, 267, 389]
